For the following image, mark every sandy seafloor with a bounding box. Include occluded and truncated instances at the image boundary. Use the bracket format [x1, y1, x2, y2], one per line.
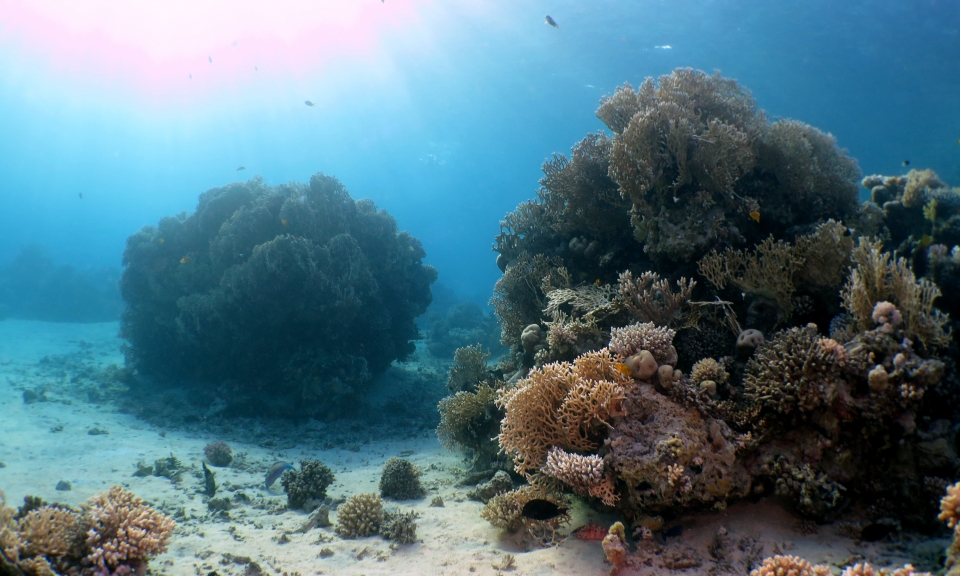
[0, 320, 948, 576]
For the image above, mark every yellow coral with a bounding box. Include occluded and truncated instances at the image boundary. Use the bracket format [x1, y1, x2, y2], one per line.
[498, 349, 629, 477]
[749, 555, 831, 576]
[940, 481, 960, 529]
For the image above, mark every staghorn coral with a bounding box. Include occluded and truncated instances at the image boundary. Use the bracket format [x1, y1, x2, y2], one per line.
[379, 458, 425, 500]
[203, 441, 233, 467]
[84, 486, 176, 576]
[335, 494, 383, 539]
[608, 322, 676, 364]
[281, 460, 335, 510]
[497, 350, 629, 477]
[841, 238, 950, 351]
[749, 555, 831, 576]
[617, 270, 697, 328]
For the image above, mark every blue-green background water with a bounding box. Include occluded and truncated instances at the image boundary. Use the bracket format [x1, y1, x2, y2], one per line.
[1, 0, 958, 313]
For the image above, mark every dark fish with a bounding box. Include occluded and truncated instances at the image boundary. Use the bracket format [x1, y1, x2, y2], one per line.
[305, 100, 315, 107]
[78, 192, 83, 199]
[208, 56, 213, 63]
[662, 524, 683, 539]
[860, 523, 893, 542]
[237, 166, 246, 171]
[545, 15, 558, 28]
[521, 499, 567, 521]
[265, 461, 294, 488]
[902, 160, 910, 166]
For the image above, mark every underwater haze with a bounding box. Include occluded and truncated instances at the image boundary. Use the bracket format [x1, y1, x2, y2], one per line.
[1, 0, 958, 307]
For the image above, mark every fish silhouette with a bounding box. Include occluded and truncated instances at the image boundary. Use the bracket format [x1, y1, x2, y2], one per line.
[545, 15, 559, 28]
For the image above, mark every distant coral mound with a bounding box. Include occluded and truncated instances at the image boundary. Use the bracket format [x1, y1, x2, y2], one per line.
[119, 173, 436, 418]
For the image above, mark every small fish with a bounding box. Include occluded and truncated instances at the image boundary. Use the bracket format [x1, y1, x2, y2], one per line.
[189, 74, 193, 80]
[158, 238, 165, 244]
[237, 166, 245, 171]
[521, 499, 567, 521]
[614, 363, 632, 377]
[265, 461, 295, 488]
[305, 100, 315, 107]
[78, 192, 83, 199]
[749, 210, 760, 223]
[903, 160, 910, 166]
[918, 234, 934, 249]
[594, 279, 601, 287]
[545, 15, 558, 28]
[957, 138, 960, 145]
[584, 84, 595, 89]
[572, 523, 608, 541]
[281, 219, 289, 226]
[180, 256, 191, 264]
[255, 66, 258, 71]
[232, 41, 238, 47]
[208, 56, 213, 63]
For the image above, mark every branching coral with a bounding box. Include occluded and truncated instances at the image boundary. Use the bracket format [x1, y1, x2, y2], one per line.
[437, 382, 505, 469]
[379, 458, 425, 500]
[541, 446, 617, 505]
[699, 236, 803, 318]
[480, 486, 568, 535]
[749, 555, 831, 576]
[447, 344, 492, 394]
[618, 270, 697, 328]
[281, 460, 335, 510]
[84, 486, 176, 576]
[335, 494, 383, 539]
[840, 238, 950, 351]
[608, 322, 676, 363]
[490, 252, 560, 349]
[497, 350, 629, 477]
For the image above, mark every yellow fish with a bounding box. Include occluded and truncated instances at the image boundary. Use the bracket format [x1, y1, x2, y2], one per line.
[614, 363, 632, 377]
[281, 219, 289, 226]
[594, 279, 601, 287]
[749, 211, 760, 223]
[918, 234, 934, 249]
[158, 238, 165, 244]
[180, 256, 191, 264]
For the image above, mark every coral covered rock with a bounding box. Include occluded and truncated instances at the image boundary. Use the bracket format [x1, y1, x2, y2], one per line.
[281, 459, 335, 510]
[119, 173, 436, 418]
[379, 458, 425, 500]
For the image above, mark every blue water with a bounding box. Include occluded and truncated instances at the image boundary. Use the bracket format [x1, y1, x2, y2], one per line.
[1, 0, 958, 308]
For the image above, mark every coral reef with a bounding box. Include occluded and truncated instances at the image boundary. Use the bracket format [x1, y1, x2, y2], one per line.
[749, 555, 831, 576]
[281, 460, 335, 510]
[335, 494, 383, 539]
[379, 509, 419, 545]
[203, 441, 233, 467]
[423, 300, 502, 359]
[480, 485, 568, 535]
[379, 458, 425, 500]
[120, 173, 436, 418]
[446, 344, 494, 394]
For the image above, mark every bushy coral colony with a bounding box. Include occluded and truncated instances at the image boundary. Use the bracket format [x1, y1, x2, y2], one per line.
[120, 173, 436, 418]
[434, 68, 960, 567]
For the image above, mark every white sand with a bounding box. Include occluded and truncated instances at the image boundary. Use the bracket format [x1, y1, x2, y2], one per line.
[0, 320, 937, 575]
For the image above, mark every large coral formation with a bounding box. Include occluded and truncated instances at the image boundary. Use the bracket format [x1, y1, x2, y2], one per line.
[1, 486, 174, 576]
[478, 67, 958, 539]
[120, 173, 436, 418]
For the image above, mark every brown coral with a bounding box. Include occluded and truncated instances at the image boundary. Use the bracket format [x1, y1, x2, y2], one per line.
[608, 322, 676, 364]
[940, 481, 960, 529]
[497, 349, 629, 477]
[84, 486, 176, 576]
[541, 446, 616, 504]
[840, 238, 950, 351]
[617, 270, 697, 328]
